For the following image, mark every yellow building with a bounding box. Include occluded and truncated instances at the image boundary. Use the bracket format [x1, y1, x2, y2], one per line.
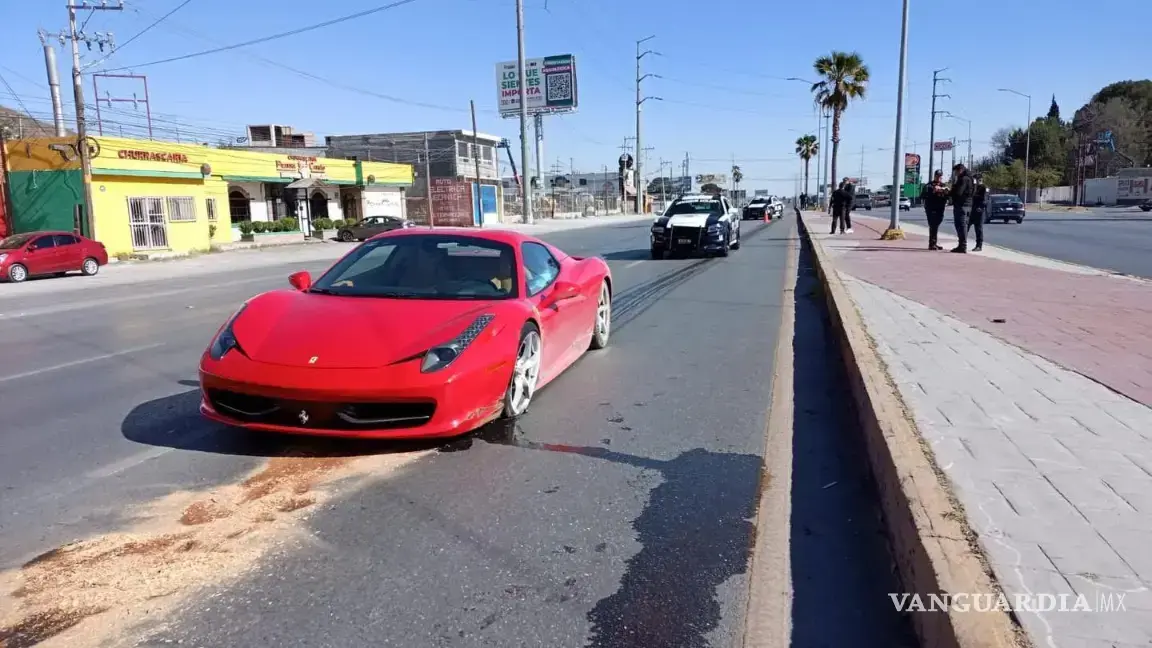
[3, 136, 412, 257]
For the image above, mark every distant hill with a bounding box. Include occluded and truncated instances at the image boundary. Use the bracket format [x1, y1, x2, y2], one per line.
[0, 106, 67, 138]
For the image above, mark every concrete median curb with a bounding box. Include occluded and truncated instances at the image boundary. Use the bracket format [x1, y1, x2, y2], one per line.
[796, 212, 1027, 648]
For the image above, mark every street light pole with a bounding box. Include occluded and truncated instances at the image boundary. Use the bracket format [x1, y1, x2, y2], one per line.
[884, 0, 910, 238]
[998, 88, 1032, 203]
[943, 113, 973, 168]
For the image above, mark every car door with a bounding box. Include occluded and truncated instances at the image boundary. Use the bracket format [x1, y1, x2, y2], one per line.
[23, 235, 59, 275]
[521, 241, 577, 376]
[53, 234, 83, 272]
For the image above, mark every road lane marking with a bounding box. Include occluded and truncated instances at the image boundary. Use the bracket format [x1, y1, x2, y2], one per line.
[85, 444, 182, 480]
[624, 260, 645, 268]
[0, 342, 166, 383]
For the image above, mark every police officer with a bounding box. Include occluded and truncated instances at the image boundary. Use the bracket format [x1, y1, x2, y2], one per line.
[949, 163, 975, 253]
[830, 181, 849, 234]
[842, 177, 855, 233]
[921, 170, 948, 250]
[968, 173, 987, 252]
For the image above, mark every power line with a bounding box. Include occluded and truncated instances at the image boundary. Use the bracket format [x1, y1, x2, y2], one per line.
[103, 0, 425, 73]
[0, 73, 38, 124]
[111, 0, 197, 55]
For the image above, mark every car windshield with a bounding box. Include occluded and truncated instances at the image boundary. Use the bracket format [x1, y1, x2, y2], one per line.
[667, 201, 723, 215]
[310, 234, 518, 300]
[0, 233, 36, 250]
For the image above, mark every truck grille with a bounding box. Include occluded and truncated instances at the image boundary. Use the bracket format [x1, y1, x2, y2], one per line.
[671, 226, 703, 248]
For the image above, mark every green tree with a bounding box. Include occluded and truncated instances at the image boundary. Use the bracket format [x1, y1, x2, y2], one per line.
[1047, 95, 1060, 121]
[810, 51, 870, 197]
[794, 134, 818, 197]
[1029, 166, 1062, 199]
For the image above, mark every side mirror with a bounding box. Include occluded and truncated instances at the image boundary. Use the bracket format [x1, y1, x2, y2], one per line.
[288, 271, 312, 291]
[552, 280, 580, 301]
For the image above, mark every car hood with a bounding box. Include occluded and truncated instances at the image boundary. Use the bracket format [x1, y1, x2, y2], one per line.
[230, 290, 500, 369]
[664, 213, 722, 227]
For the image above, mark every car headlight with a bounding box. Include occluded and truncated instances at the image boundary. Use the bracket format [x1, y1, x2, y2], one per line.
[208, 304, 249, 361]
[421, 313, 494, 373]
[0, 253, 7, 263]
[651, 218, 668, 232]
[706, 224, 721, 233]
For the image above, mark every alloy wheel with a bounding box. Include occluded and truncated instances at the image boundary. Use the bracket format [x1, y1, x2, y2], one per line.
[507, 329, 542, 416]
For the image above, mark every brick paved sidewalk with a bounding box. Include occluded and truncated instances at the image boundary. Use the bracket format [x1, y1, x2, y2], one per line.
[807, 213, 1152, 647]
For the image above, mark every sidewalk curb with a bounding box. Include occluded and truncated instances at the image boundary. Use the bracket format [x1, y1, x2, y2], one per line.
[796, 212, 1027, 648]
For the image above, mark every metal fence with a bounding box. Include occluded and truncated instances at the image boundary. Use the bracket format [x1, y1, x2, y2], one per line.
[503, 187, 625, 219]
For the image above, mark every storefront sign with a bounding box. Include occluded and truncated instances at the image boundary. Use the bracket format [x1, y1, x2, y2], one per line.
[287, 155, 318, 162]
[276, 161, 300, 172]
[429, 178, 474, 227]
[117, 149, 189, 163]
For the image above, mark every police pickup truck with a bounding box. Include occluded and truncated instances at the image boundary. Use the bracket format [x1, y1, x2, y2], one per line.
[650, 194, 741, 259]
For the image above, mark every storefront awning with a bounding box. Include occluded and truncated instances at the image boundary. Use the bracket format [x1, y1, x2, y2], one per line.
[284, 177, 333, 190]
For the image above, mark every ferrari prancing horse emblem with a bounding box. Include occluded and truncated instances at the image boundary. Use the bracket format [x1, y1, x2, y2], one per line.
[308, 356, 318, 364]
[298, 410, 310, 425]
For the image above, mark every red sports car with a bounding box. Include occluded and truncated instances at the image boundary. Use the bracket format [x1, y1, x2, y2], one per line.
[1, 231, 109, 283]
[198, 228, 613, 439]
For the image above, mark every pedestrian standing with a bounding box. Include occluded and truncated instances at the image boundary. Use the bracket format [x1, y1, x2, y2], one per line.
[841, 177, 855, 234]
[830, 181, 849, 234]
[949, 163, 975, 253]
[921, 170, 948, 250]
[968, 174, 987, 252]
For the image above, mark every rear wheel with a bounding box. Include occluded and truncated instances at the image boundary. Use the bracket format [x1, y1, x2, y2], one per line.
[339, 230, 354, 242]
[1015, 217, 1023, 224]
[81, 257, 100, 276]
[502, 323, 542, 418]
[7, 263, 28, 283]
[589, 281, 611, 350]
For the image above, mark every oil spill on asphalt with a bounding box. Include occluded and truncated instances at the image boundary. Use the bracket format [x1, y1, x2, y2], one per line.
[437, 418, 763, 647]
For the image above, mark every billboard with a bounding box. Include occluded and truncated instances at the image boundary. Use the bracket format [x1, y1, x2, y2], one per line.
[904, 153, 921, 184]
[933, 140, 954, 152]
[497, 55, 578, 117]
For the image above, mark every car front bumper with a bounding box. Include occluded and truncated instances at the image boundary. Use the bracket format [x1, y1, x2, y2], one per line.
[651, 225, 727, 253]
[199, 353, 510, 439]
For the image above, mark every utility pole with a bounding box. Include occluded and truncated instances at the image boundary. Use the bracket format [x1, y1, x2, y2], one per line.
[533, 113, 544, 194]
[998, 88, 1032, 203]
[635, 35, 661, 215]
[470, 100, 483, 225]
[859, 143, 865, 183]
[885, 0, 910, 237]
[928, 67, 950, 181]
[683, 152, 690, 188]
[822, 110, 831, 210]
[422, 132, 435, 226]
[38, 30, 67, 136]
[658, 158, 669, 208]
[514, 0, 532, 224]
[59, 0, 122, 239]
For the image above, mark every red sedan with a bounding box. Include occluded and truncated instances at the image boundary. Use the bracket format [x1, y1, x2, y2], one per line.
[0, 231, 109, 283]
[199, 228, 613, 439]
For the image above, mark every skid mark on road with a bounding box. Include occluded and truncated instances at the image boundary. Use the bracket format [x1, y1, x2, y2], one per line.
[0, 446, 434, 648]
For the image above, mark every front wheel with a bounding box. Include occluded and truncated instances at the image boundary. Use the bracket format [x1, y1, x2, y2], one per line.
[7, 263, 28, 283]
[650, 246, 664, 260]
[589, 281, 611, 350]
[502, 323, 542, 419]
[81, 257, 100, 276]
[730, 225, 741, 250]
[717, 229, 731, 257]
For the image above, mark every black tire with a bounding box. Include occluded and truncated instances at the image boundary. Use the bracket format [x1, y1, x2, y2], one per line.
[717, 228, 731, 257]
[1016, 217, 1023, 224]
[730, 225, 741, 250]
[7, 263, 28, 283]
[339, 229, 354, 242]
[650, 246, 663, 260]
[589, 281, 611, 350]
[81, 257, 100, 276]
[501, 322, 542, 419]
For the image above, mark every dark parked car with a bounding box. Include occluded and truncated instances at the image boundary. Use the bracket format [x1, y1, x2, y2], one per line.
[337, 216, 411, 242]
[742, 198, 772, 220]
[985, 194, 1026, 223]
[1139, 199, 1151, 212]
[0, 231, 109, 283]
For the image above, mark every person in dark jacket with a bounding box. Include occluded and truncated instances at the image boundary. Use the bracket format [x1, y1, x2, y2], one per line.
[949, 163, 975, 253]
[968, 174, 987, 251]
[921, 170, 948, 250]
[841, 178, 856, 233]
[830, 181, 850, 234]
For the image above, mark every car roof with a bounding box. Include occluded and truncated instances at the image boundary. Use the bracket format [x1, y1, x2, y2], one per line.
[675, 193, 723, 201]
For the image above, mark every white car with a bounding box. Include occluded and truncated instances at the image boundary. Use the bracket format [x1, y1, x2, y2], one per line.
[650, 194, 741, 259]
[898, 197, 911, 211]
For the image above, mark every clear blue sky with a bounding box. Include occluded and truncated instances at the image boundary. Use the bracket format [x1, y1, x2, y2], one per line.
[1, 0, 1147, 195]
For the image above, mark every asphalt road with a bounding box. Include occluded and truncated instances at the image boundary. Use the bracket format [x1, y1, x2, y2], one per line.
[0, 215, 913, 647]
[896, 205, 1152, 279]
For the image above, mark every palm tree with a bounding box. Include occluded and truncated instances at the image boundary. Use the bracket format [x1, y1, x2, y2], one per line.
[731, 165, 743, 197]
[794, 134, 819, 199]
[810, 51, 870, 197]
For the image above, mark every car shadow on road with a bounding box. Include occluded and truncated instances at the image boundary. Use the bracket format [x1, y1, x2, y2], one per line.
[452, 421, 762, 647]
[601, 249, 653, 261]
[789, 236, 918, 646]
[121, 387, 444, 459]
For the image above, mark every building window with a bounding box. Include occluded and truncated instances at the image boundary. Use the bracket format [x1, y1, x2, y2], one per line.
[457, 141, 469, 158]
[480, 145, 492, 162]
[167, 196, 197, 222]
[206, 197, 218, 221]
